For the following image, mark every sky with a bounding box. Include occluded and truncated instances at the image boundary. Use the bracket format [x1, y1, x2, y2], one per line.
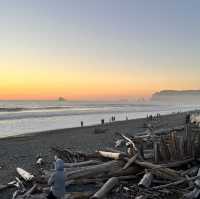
[0, 0, 200, 100]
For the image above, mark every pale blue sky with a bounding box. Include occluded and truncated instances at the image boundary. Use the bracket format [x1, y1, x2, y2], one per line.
[0, 0, 200, 99]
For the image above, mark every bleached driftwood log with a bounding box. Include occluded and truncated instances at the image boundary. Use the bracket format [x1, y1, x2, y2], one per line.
[16, 168, 34, 182]
[91, 177, 119, 199]
[138, 171, 153, 188]
[152, 175, 200, 190]
[96, 151, 126, 160]
[122, 153, 138, 170]
[65, 160, 124, 180]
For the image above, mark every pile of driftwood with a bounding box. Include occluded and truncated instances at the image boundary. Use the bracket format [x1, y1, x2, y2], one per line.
[3, 123, 200, 199]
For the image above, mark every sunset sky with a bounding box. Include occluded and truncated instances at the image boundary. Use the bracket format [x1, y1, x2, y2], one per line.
[1, 0, 200, 100]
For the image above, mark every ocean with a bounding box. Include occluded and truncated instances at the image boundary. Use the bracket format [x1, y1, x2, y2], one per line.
[0, 100, 199, 138]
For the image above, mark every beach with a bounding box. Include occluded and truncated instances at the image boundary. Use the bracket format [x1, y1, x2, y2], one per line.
[0, 111, 188, 199]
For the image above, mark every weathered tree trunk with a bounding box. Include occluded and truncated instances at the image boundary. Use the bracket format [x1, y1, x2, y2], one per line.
[16, 193, 47, 199]
[0, 183, 13, 191]
[22, 184, 38, 198]
[152, 175, 200, 190]
[160, 158, 194, 168]
[134, 160, 180, 181]
[64, 160, 101, 168]
[66, 160, 124, 180]
[122, 153, 138, 170]
[153, 125, 184, 136]
[91, 177, 119, 199]
[16, 167, 34, 182]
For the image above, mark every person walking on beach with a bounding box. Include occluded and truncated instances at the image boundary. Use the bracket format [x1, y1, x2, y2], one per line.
[47, 156, 65, 199]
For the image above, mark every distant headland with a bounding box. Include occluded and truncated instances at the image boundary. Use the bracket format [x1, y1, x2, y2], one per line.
[151, 90, 200, 104]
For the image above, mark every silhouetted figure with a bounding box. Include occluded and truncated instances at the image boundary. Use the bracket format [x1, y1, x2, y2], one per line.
[101, 119, 104, 125]
[81, 121, 83, 127]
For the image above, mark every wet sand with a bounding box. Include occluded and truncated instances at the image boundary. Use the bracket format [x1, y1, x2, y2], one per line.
[0, 112, 187, 198]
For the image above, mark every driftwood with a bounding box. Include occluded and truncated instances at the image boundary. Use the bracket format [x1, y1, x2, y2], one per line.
[153, 125, 185, 136]
[135, 196, 147, 199]
[134, 160, 181, 181]
[152, 175, 200, 190]
[91, 177, 119, 199]
[122, 153, 138, 170]
[117, 133, 138, 154]
[65, 192, 93, 199]
[0, 182, 15, 191]
[160, 157, 194, 168]
[16, 168, 34, 182]
[22, 184, 38, 198]
[96, 151, 126, 160]
[16, 193, 47, 199]
[138, 170, 153, 188]
[64, 160, 101, 168]
[181, 166, 199, 177]
[66, 160, 124, 180]
[183, 168, 200, 198]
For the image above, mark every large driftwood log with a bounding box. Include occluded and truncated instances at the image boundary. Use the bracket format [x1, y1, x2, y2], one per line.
[152, 175, 200, 190]
[181, 167, 199, 177]
[16, 168, 34, 182]
[96, 151, 126, 160]
[16, 193, 47, 199]
[91, 177, 119, 199]
[64, 160, 101, 168]
[153, 125, 184, 136]
[134, 160, 181, 181]
[66, 160, 124, 180]
[45, 160, 140, 182]
[122, 153, 138, 170]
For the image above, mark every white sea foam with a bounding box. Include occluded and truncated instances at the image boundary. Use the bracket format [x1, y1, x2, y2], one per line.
[0, 100, 199, 138]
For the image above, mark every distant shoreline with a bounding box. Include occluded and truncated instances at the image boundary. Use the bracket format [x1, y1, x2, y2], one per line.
[0, 109, 199, 140]
[0, 109, 197, 141]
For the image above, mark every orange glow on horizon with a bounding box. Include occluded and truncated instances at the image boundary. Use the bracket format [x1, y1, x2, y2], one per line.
[1, 54, 198, 101]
